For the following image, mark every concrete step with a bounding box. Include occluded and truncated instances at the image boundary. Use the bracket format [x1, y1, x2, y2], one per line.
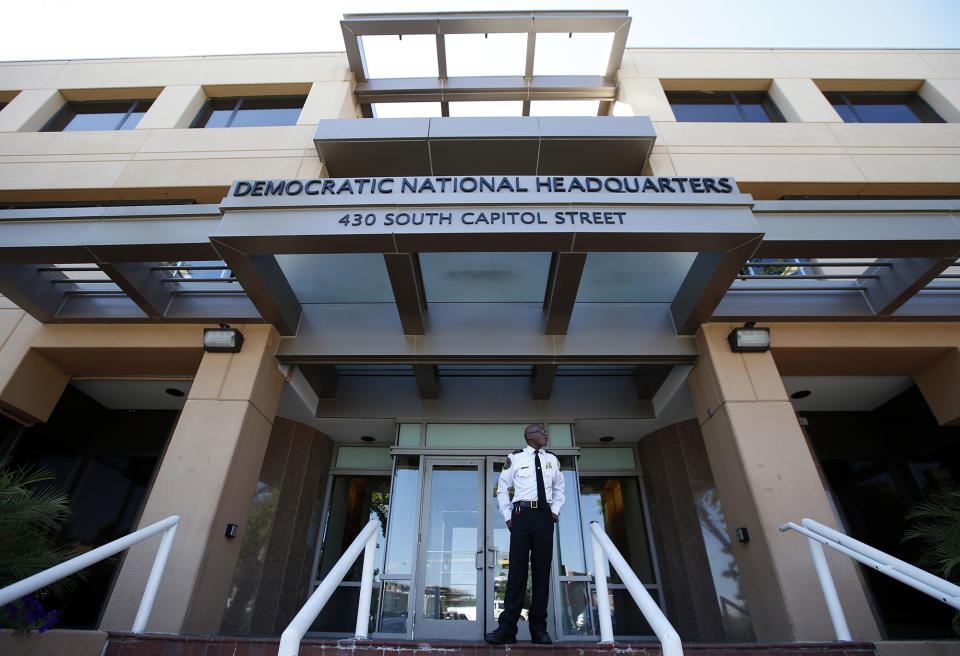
[103, 633, 879, 656]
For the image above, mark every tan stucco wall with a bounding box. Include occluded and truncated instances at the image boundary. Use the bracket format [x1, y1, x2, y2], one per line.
[619, 49, 960, 198]
[0, 53, 354, 203]
[0, 311, 286, 634]
[0, 301, 210, 424]
[688, 321, 960, 640]
[0, 49, 956, 201]
[0, 629, 107, 656]
[99, 324, 285, 634]
[688, 322, 882, 642]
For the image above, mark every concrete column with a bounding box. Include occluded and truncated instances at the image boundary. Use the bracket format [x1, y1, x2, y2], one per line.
[769, 78, 843, 123]
[297, 81, 357, 124]
[135, 85, 206, 130]
[0, 88, 64, 132]
[99, 324, 285, 634]
[687, 323, 881, 642]
[0, 305, 70, 425]
[919, 79, 960, 124]
[618, 77, 676, 122]
[914, 348, 960, 426]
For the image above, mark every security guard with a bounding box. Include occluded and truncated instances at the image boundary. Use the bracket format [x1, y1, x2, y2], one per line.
[485, 423, 565, 645]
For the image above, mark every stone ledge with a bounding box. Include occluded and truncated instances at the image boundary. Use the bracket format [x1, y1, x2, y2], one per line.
[0, 628, 108, 656]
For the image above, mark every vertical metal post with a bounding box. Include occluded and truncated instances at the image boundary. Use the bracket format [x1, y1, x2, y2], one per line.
[355, 529, 377, 639]
[132, 522, 179, 633]
[591, 532, 615, 643]
[806, 536, 852, 641]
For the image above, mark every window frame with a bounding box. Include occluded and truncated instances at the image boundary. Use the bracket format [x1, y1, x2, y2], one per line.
[41, 99, 153, 132]
[190, 95, 307, 128]
[666, 90, 785, 123]
[824, 91, 944, 124]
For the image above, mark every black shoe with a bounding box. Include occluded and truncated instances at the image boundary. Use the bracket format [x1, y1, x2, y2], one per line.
[485, 629, 517, 645]
[530, 632, 553, 644]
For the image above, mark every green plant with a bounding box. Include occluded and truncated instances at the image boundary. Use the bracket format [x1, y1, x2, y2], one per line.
[0, 459, 79, 633]
[903, 487, 960, 635]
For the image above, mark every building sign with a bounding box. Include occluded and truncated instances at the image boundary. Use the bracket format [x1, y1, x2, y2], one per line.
[228, 175, 737, 199]
[219, 175, 755, 236]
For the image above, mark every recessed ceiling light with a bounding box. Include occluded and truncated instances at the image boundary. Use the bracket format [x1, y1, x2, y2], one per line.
[360, 435, 376, 442]
[791, 390, 812, 399]
[165, 388, 185, 397]
[599, 436, 615, 442]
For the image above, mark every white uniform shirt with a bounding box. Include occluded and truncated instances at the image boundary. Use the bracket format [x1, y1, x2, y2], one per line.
[496, 445, 565, 522]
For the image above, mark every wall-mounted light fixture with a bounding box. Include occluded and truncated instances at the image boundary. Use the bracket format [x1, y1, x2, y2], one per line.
[727, 322, 771, 353]
[203, 323, 244, 353]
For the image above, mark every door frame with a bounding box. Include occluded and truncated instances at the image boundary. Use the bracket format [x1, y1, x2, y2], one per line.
[413, 456, 487, 640]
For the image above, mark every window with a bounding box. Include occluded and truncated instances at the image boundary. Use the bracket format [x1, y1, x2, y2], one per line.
[41, 99, 153, 131]
[741, 258, 812, 277]
[825, 91, 944, 123]
[192, 96, 305, 128]
[667, 91, 784, 122]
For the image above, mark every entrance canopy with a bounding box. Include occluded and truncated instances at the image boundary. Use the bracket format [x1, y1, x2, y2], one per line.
[0, 180, 958, 414]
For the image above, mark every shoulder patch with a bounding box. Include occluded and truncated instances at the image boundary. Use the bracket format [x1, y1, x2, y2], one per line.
[504, 457, 512, 470]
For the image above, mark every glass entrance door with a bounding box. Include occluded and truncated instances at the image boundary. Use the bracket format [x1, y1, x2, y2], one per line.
[413, 457, 550, 640]
[414, 458, 485, 639]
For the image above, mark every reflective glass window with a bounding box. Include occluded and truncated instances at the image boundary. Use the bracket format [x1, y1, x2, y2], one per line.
[558, 580, 592, 636]
[580, 477, 655, 583]
[192, 96, 305, 128]
[380, 582, 412, 633]
[397, 423, 421, 446]
[667, 91, 785, 122]
[42, 99, 153, 132]
[312, 475, 390, 632]
[576, 252, 698, 303]
[422, 465, 479, 621]
[276, 253, 394, 303]
[824, 91, 944, 123]
[419, 252, 552, 302]
[335, 446, 392, 469]
[384, 456, 420, 575]
[555, 462, 586, 576]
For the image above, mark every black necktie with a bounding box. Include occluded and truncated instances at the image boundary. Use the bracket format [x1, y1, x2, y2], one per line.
[534, 450, 547, 508]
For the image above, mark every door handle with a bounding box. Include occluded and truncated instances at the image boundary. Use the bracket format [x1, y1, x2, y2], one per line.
[487, 547, 496, 569]
[476, 550, 483, 570]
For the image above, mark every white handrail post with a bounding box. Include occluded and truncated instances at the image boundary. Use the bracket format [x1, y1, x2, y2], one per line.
[805, 535, 852, 641]
[590, 527, 615, 643]
[279, 519, 379, 656]
[131, 521, 179, 633]
[354, 527, 378, 639]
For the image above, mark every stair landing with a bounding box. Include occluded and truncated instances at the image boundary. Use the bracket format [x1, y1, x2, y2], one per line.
[104, 633, 879, 656]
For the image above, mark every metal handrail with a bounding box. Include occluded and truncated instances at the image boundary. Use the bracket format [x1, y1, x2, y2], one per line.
[278, 518, 379, 656]
[0, 515, 179, 633]
[781, 517, 960, 641]
[589, 521, 683, 655]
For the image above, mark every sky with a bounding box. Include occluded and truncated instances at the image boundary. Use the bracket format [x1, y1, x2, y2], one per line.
[2, 0, 960, 62]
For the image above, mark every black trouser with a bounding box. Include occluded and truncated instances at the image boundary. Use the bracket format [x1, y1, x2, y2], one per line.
[498, 504, 553, 635]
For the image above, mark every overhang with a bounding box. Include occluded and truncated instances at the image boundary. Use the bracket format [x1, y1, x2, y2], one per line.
[313, 116, 656, 177]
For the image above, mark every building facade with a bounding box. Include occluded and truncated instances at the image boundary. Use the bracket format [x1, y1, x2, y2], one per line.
[0, 10, 958, 653]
